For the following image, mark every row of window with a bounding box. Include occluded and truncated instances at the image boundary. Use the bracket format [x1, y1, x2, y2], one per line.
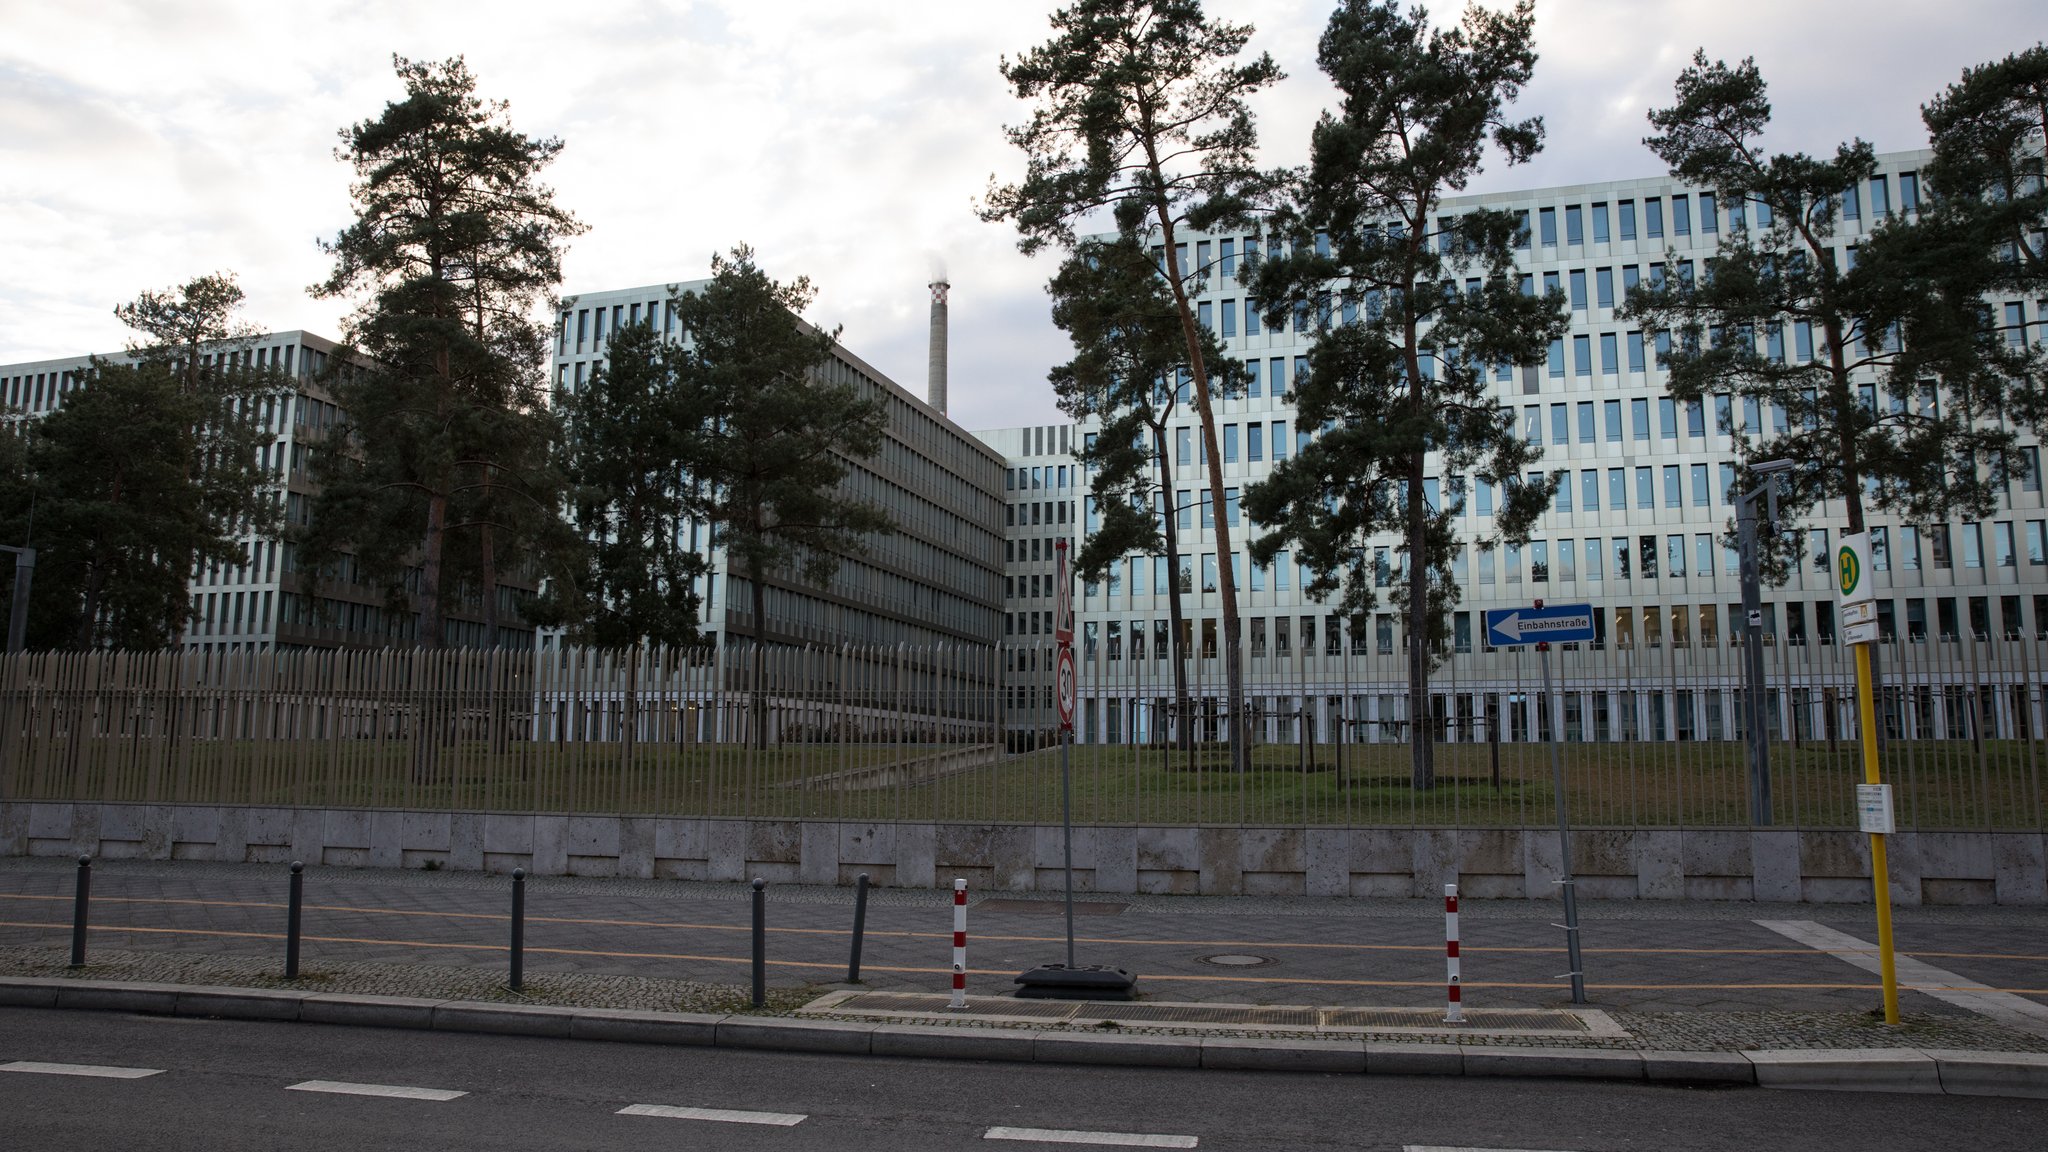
[1157, 170, 1923, 297]
[1067, 590, 2045, 669]
[559, 298, 675, 356]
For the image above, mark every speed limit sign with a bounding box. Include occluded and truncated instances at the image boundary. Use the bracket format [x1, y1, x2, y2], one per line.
[1056, 646, 1076, 732]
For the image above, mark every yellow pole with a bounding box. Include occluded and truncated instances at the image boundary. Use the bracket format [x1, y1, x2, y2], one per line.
[1854, 640, 1901, 1025]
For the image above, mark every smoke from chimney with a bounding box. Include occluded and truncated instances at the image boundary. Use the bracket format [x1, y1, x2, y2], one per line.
[927, 279, 949, 415]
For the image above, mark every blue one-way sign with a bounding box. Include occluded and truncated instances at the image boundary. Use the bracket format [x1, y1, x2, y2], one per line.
[1484, 602, 1597, 646]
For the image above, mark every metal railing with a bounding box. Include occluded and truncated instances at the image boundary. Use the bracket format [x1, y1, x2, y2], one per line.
[1, 638, 2041, 830]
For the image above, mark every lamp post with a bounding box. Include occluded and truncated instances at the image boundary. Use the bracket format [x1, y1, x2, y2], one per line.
[1735, 460, 1794, 826]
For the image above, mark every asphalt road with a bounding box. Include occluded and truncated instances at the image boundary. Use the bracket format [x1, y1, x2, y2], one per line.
[2, 1006, 2042, 1151]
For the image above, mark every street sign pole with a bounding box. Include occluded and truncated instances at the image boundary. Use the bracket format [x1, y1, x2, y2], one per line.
[1838, 532, 1900, 1025]
[1016, 541, 1136, 1000]
[1055, 540, 1076, 971]
[1538, 640, 1586, 1006]
[1484, 601, 1594, 1005]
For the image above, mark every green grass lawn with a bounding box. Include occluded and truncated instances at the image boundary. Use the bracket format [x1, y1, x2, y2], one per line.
[7, 731, 2041, 830]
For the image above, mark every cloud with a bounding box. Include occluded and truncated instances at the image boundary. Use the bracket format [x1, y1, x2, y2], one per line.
[2, 0, 2037, 435]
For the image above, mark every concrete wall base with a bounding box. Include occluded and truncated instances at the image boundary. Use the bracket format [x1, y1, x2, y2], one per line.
[3, 802, 2041, 904]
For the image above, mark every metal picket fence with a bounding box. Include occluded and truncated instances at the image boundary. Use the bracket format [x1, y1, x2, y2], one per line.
[0, 638, 2041, 831]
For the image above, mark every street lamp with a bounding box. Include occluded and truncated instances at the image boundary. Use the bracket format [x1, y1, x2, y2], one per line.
[1736, 459, 1795, 825]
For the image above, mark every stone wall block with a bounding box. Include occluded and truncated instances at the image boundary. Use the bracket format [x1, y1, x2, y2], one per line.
[1198, 828, 1244, 895]
[799, 821, 840, 886]
[1994, 833, 2048, 904]
[893, 823, 936, 888]
[618, 817, 655, 880]
[1635, 830, 1684, 899]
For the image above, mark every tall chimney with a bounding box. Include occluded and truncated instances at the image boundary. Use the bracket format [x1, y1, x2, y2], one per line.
[927, 279, 949, 415]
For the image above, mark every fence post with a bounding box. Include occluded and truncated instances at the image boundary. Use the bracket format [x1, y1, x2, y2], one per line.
[751, 877, 767, 1008]
[847, 872, 870, 983]
[69, 855, 91, 967]
[509, 867, 526, 992]
[285, 860, 304, 979]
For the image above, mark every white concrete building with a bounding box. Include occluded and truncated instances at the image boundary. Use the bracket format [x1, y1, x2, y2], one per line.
[980, 149, 2048, 746]
[552, 282, 1007, 651]
[0, 331, 447, 652]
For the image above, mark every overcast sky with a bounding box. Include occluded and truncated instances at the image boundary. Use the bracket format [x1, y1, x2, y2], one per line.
[2, 1, 2037, 433]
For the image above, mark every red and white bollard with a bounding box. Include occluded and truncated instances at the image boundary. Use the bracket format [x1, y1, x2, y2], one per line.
[1444, 882, 1462, 1024]
[949, 878, 968, 1009]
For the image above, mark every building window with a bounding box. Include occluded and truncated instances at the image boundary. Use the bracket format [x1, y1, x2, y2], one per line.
[1591, 202, 1610, 243]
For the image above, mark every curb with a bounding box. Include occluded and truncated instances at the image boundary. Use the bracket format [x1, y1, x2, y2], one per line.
[4, 976, 2045, 1099]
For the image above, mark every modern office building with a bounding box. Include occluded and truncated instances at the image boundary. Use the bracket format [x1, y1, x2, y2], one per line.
[982, 148, 2048, 745]
[0, 331, 487, 652]
[552, 281, 1007, 652]
[971, 422, 1079, 743]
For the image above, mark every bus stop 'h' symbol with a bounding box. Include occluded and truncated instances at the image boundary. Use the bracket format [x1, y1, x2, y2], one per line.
[1837, 545, 1860, 598]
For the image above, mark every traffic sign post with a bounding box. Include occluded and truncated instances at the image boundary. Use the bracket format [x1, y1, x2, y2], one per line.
[1054, 540, 1076, 966]
[1482, 602, 1596, 647]
[1838, 529, 1899, 1025]
[1015, 540, 1137, 1001]
[1056, 647, 1076, 734]
[1484, 601, 1587, 1004]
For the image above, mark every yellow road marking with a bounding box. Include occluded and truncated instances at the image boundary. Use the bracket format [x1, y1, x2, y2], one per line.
[4, 892, 2040, 961]
[7, 919, 2048, 996]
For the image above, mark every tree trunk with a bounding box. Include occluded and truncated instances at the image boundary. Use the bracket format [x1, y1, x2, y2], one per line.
[75, 551, 109, 650]
[748, 550, 768, 752]
[418, 491, 449, 649]
[1152, 424, 1193, 762]
[1406, 444, 1434, 791]
[1152, 205, 1247, 774]
[478, 498, 499, 650]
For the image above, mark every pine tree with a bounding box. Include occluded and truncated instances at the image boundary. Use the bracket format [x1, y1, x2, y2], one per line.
[670, 247, 893, 748]
[1243, 0, 1562, 791]
[1049, 234, 1246, 755]
[538, 319, 707, 649]
[0, 274, 286, 648]
[306, 55, 581, 648]
[1622, 52, 2037, 568]
[983, 0, 1287, 773]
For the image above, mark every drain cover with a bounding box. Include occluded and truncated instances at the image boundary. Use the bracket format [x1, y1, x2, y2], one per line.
[1198, 953, 1272, 967]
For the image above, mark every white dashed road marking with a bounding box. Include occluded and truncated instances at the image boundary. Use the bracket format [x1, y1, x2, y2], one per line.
[1400, 1139, 1572, 1147]
[984, 1127, 1198, 1148]
[285, 1079, 467, 1101]
[617, 1103, 808, 1126]
[1, 1061, 164, 1079]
